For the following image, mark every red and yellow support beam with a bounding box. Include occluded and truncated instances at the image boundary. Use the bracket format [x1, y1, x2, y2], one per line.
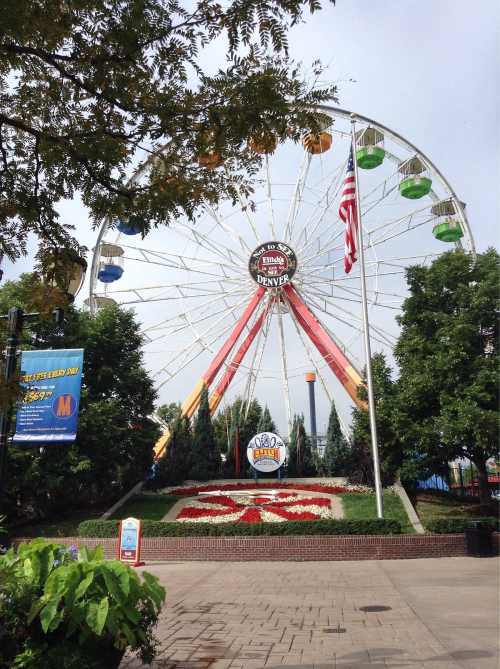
[154, 286, 266, 459]
[209, 296, 274, 415]
[283, 283, 364, 407]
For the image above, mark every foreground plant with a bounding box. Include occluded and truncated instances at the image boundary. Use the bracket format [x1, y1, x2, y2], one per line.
[0, 539, 165, 669]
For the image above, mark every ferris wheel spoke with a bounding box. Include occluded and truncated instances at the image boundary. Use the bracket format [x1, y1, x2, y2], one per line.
[276, 298, 293, 439]
[291, 162, 346, 254]
[154, 312, 248, 390]
[204, 204, 252, 255]
[300, 288, 397, 349]
[171, 221, 247, 266]
[229, 179, 262, 246]
[116, 247, 245, 282]
[265, 155, 278, 239]
[242, 296, 274, 418]
[283, 151, 312, 242]
[144, 290, 250, 338]
[307, 280, 408, 304]
[367, 214, 435, 249]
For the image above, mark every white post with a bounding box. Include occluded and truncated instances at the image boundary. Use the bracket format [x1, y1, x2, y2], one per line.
[350, 114, 384, 518]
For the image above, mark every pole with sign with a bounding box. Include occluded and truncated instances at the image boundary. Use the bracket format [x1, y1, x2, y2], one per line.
[118, 517, 144, 567]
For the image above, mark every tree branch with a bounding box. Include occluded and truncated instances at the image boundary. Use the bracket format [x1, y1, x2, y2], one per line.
[0, 43, 134, 113]
[0, 113, 134, 198]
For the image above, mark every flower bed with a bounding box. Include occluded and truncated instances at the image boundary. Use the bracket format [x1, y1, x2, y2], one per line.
[168, 482, 366, 496]
[176, 492, 336, 524]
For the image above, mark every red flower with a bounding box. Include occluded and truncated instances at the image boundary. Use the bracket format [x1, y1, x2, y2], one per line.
[175, 490, 333, 523]
[237, 508, 262, 523]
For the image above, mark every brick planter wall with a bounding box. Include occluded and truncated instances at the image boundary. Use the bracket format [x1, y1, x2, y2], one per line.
[13, 533, 499, 561]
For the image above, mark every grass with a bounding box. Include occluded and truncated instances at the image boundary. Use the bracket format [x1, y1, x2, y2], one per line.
[110, 494, 179, 521]
[413, 490, 497, 529]
[339, 491, 415, 534]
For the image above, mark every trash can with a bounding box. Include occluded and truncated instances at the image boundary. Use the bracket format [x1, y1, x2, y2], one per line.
[465, 521, 493, 557]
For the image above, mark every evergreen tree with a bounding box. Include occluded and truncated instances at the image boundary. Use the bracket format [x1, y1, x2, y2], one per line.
[287, 414, 316, 477]
[156, 402, 181, 427]
[257, 406, 276, 433]
[322, 401, 351, 477]
[347, 353, 403, 486]
[152, 415, 192, 488]
[189, 385, 220, 481]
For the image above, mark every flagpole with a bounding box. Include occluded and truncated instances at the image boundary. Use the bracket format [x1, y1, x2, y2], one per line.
[350, 113, 384, 518]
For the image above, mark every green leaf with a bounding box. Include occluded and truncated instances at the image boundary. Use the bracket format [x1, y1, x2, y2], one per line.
[123, 604, 141, 625]
[40, 598, 61, 633]
[121, 621, 136, 647]
[27, 598, 46, 625]
[101, 567, 125, 605]
[107, 561, 130, 597]
[75, 571, 94, 600]
[96, 596, 109, 636]
[79, 546, 90, 562]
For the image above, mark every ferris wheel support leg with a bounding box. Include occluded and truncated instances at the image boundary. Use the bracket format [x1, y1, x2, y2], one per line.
[154, 286, 266, 460]
[209, 297, 274, 415]
[283, 283, 365, 407]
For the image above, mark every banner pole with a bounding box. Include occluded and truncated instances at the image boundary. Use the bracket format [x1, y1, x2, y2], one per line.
[350, 114, 384, 519]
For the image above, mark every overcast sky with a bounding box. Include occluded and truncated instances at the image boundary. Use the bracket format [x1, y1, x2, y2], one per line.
[3, 0, 499, 436]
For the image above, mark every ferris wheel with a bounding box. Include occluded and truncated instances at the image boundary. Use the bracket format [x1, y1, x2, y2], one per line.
[87, 107, 475, 457]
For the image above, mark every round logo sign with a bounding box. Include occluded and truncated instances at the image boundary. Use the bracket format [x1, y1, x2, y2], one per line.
[248, 242, 297, 289]
[247, 432, 287, 473]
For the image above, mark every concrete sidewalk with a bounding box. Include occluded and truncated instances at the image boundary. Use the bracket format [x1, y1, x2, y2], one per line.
[121, 557, 499, 669]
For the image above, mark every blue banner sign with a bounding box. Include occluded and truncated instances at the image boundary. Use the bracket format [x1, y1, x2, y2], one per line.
[13, 349, 84, 443]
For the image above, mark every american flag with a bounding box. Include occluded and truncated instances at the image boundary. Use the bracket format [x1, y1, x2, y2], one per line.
[338, 148, 358, 274]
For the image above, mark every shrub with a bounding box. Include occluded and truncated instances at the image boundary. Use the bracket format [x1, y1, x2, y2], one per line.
[0, 539, 165, 669]
[426, 517, 499, 534]
[78, 518, 401, 537]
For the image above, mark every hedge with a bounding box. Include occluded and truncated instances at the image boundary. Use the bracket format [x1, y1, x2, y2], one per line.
[78, 518, 401, 538]
[426, 517, 499, 534]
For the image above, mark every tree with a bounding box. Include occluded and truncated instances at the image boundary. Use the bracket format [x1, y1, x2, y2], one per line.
[348, 353, 403, 487]
[218, 397, 262, 477]
[151, 414, 192, 488]
[287, 414, 316, 477]
[1, 0, 335, 266]
[257, 406, 276, 433]
[394, 249, 499, 507]
[1, 275, 160, 523]
[189, 384, 220, 481]
[321, 400, 350, 477]
[156, 402, 181, 427]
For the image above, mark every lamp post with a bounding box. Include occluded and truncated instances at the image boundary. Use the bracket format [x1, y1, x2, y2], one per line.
[0, 248, 86, 496]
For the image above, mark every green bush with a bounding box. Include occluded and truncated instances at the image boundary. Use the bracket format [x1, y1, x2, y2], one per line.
[78, 518, 401, 537]
[0, 539, 165, 669]
[426, 517, 499, 534]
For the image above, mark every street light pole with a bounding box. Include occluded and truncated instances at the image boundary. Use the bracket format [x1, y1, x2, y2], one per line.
[0, 306, 66, 497]
[0, 307, 24, 496]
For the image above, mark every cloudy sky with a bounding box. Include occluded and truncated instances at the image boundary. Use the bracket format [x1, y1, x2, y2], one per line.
[4, 0, 499, 437]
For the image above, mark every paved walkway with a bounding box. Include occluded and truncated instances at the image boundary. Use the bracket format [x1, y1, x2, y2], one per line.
[120, 557, 498, 669]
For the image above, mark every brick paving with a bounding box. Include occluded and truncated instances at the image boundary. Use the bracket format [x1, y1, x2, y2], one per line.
[120, 557, 499, 669]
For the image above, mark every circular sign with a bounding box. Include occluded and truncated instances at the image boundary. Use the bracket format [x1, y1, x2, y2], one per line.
[247, 432, 287, 473]
[248, 242, 297, 289]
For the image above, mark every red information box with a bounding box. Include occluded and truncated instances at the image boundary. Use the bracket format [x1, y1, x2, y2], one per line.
[118, 517, 144, 567]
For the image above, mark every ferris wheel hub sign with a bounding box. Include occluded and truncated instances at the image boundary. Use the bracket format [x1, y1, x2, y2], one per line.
[248, 241, 297, 288]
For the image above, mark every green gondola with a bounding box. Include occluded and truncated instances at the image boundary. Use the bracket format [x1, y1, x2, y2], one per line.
[399, 176, 432, 199]
[356, 145, 385, 169]
[432, 219, 464, 242]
